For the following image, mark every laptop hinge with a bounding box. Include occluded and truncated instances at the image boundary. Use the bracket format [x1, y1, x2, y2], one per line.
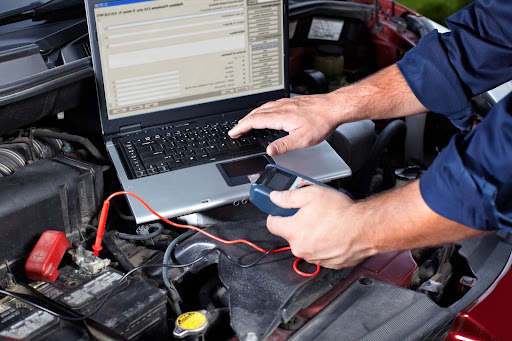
[119, 123, 141, 135]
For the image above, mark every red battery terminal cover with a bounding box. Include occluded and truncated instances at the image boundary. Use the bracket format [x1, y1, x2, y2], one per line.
[25, 230, 71, 283]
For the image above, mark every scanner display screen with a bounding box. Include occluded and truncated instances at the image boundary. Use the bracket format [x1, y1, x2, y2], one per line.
[266, 171, 292, 191]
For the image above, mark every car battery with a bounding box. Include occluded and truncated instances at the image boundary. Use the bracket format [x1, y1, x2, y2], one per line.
[0, 156, 104, 278]
[0, 295, 89, 340]
[31, 266, 168, 340]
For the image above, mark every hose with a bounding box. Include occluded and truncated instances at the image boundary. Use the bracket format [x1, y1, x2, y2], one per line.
[32, 129, 106, 163]
[162, 229, 196, 316]
[198, 277, 222, 311]
[358, 119, 406, 198]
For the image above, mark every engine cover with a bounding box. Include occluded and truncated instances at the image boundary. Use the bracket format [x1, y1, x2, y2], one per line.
[0, 156, 103, 273]
[174, 215, 352, 341]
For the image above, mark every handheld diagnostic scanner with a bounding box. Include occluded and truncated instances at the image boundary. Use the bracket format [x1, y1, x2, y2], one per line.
[250, 164, 327, 216]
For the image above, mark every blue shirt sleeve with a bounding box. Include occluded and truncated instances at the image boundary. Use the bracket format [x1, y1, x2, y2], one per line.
[419, 92, 512, 232]
[397, 0, 512, 131]
[396, 0, 512, 232]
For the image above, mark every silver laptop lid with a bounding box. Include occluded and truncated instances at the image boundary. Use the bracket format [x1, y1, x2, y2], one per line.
[85, 0, 289, 135]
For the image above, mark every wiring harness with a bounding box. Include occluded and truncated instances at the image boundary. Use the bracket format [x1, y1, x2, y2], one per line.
[0, 192, 321, 327]
[93, 191, 320, 277]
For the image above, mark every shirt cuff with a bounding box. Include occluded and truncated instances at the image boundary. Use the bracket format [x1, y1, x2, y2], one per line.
[397, 31, 473, 131]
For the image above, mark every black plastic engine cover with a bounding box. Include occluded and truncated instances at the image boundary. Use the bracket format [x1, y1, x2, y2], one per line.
[0, 156, 103, 269]
[174, 215, 352, 341]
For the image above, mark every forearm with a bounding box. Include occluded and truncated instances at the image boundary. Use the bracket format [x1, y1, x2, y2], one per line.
[329, 64, 428, 125]
[229, 64, 428, 156]
[266, 178, 490, 269]
[351, 180, 489, 256]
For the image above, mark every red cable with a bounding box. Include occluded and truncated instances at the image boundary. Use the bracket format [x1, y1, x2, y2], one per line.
[293, 258, 320, 277]
[92, 191, 320, 277]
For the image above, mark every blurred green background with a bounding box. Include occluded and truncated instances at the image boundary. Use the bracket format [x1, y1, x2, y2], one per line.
[399, 0, 473, 24]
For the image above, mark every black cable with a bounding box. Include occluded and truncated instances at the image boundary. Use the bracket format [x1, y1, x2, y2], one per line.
[0, 246, 282, 323]
[115, 223, 164, 241]
[0, 254, 211, 322]
[163, 229, 196, 316]
[216, 248, 273, 268]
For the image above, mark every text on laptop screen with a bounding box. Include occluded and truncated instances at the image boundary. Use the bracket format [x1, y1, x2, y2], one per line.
[93, 0, 285, 120]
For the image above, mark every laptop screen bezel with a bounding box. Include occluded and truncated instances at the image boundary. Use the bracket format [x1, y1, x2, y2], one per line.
[84, 0, 290, 136]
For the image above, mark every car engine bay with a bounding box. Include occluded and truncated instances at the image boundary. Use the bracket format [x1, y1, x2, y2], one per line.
[0, 1, 511, 340]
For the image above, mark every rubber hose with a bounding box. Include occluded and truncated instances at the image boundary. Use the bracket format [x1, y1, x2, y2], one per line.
[162, 229, 196, 315]
[32, 129, 106, 162]
[198, 277, 222, 311]
[359, 119, 406, 198]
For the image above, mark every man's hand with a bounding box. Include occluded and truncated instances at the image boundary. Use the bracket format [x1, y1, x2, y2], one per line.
[265, 181, 489, 270]
[228, 64, 427, 156]
[267, 185, 377, 269]
[228, 93, 342, 156]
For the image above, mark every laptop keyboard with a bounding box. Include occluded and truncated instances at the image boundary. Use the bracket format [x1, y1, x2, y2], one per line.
[121, 120, 287, 178]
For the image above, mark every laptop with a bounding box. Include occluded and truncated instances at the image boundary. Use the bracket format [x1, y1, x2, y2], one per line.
[85, 0, 351, 224]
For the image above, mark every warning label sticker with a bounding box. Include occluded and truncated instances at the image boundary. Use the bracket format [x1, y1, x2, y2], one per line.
[0, 311, 56, 339]
[307, 17, 345, 41]
[59, 271, 123, 309]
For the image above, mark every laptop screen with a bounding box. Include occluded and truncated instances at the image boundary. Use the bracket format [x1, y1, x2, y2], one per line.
[92, 0, 285, 121]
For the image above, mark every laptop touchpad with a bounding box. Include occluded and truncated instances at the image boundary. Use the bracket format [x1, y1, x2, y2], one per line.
[217, 155, 274, 187]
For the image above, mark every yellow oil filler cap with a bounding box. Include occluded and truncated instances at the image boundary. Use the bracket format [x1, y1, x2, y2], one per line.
[173, 310, 208, 339]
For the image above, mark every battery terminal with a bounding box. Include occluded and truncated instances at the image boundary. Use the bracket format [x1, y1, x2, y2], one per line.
[69, 245, 111, 274]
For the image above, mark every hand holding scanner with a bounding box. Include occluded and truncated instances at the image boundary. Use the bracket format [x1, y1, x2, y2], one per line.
[250, 164, 327, 216]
